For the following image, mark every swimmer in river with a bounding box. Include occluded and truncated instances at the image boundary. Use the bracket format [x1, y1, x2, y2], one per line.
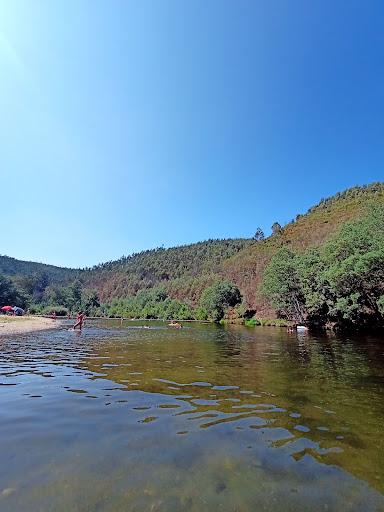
[168, 321, 182, 329]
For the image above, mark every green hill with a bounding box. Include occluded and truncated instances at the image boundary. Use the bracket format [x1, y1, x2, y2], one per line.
[86, 239, 253, 302]
[1, 182, 383, 327]
[0, 255, 79, 282]
[85, 183, 384, 312]
[222, 182, 384, 315]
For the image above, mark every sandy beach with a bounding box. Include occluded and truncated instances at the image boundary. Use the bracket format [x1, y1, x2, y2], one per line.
[0, 316, 62, 336]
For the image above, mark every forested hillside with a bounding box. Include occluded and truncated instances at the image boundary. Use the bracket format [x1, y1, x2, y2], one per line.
[0, 255, 79, 282]
[223, 183, 384, 315]
[0, 256, 82, 311]
[1, 183, 383, 328]
[86, 239, 253, 302]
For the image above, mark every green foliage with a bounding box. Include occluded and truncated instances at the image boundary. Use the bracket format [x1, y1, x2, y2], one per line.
[223, 182, 384, 317]
[244, 318, 289, 327]
[261, 248, 306, 322]
[307, 183, 384, 214]
[0, 274, 26, 308]
[261, 204, 384, 329]
[82, 290, 101, 313]
[258, 318, 289, 326]
[13, 273, 50, 303]
[42, 305, 68, 316]
[244, 318, 261, 327]
[199, 281, 242, 322]
[231, 302, 247, 318]
[27, 304, 68, 316]
[11, 277, 100, 316]
[87, 239, 252, 302]
[104, 287, 194, 320]
[0, 257, 79, 286]
[41, 280, 86, 312]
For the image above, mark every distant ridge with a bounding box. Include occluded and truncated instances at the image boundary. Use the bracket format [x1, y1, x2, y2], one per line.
[0, 255, 79, 283]
[1, 182, 383, 315]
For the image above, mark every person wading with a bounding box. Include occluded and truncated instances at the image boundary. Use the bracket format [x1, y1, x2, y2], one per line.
[73, 311, 85, 330]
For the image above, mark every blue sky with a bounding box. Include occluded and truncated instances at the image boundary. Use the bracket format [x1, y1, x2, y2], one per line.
[1, 1, 383, 268]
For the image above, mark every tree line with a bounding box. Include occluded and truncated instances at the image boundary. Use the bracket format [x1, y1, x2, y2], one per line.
[0, 274, 100, 317]
[261, 204, 384, 330]
[0, 270, 243, 323]
[103, 281, 242, 322]
[1, 184, 383, 330]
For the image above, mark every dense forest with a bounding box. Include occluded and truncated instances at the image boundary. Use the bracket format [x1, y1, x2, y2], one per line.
[1, 183, 384, 330]
[0, 255, 79, 281]
[261, 203, 384, 329]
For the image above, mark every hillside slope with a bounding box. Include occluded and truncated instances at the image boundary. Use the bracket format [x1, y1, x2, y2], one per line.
[85, 239, 253, 302]
[0, 255, 79, 283]
[85, 183, 384, 313]
[222, 183, 384, 315]
[1, 183, 383, 318]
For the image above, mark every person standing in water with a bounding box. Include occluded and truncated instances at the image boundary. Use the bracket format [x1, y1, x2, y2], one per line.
[73, 311, 85, 330]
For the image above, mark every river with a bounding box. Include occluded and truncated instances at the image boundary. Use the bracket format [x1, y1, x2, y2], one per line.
[0, 320, 383, 511]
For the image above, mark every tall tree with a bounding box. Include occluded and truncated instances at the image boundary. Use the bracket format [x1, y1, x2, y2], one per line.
[253, 227, 265, 241]
[261, 248, 306, 323]
[271, 222, 282, 235]
[199, 281, 242, 322]
[0, 274, 25, 307]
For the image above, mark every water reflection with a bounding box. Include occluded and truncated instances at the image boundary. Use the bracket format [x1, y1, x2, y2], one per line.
[0, 321, 383, 511]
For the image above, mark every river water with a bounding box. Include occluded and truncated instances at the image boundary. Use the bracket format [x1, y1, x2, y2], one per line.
[0, 320, 383, 511]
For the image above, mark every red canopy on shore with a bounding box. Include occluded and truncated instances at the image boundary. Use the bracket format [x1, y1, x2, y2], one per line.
[1, 306, 13, 311]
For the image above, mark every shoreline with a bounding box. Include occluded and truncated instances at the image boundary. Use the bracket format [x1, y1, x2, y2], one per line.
[0, 316, 62, 337]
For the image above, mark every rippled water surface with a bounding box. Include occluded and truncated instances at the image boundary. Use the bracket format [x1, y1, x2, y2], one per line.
[1, 320, 384, 511]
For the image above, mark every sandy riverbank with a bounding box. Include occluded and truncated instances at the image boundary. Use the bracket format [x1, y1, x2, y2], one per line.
[0, 316, 62, 336]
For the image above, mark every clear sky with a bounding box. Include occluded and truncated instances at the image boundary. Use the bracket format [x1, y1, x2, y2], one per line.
[1, 1, 383, 268]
